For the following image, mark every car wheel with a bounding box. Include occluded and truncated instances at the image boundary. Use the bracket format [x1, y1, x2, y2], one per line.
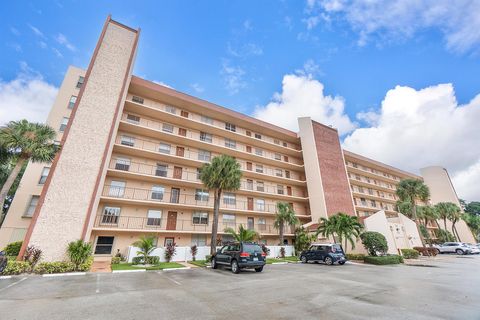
[455, 249, 464, 255]
[211, 258, 218, 269]
[255, 266, 263, 272]
[300, 255, 308, 263]
[435, 249, 440, 255]
[231, 260, 240, 274]
[324, 256, 333, 265]
[339, 261, 346, 265]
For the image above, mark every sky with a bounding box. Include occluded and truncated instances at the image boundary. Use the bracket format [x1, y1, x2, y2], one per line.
[0, 1, 479, 201]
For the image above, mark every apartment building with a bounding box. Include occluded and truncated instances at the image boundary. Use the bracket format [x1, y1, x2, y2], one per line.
[0, 16, 474, 261]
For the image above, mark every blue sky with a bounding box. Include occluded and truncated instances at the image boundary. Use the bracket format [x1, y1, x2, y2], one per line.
[1, 1, 480, 200]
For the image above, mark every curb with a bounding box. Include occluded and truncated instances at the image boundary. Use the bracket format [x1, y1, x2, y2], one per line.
[112, 269, 146, 273]
[162, 267, 191, 271]
[271, 262, 288, 265]
[0, 275, 13, 280]
[42, 272, 87, 277]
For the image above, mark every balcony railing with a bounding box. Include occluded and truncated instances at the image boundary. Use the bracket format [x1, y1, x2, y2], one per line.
[108, 158, 308, 198]
[102, 185, 310, 215]
[94, 215, 295, 234]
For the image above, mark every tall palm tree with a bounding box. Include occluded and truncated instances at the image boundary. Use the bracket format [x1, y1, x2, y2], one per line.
[200, 155, 242, 255]
[417, 205, 440, 228]
[447, 203, 462, 241]
[274, 202, 299, 245]
[132, 235, 156, 265]
[316, 213, 363, 253]
[224, 224, 259, 242]
[0, 120, 58, 208]
[435, 202, 452, 231]
[396, 179, 430, 246]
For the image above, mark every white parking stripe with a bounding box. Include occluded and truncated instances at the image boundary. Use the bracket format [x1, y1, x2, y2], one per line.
[0, 277, 27, 292]
[158, 272, 181, 285]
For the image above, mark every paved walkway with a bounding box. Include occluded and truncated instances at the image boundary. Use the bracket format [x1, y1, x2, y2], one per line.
[90, 261, 111, 273]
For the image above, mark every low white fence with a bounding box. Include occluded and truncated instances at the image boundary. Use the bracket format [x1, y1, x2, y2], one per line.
[126, 245, 296, 263]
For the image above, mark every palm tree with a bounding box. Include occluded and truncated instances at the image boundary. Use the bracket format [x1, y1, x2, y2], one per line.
[396, 179, 430, 246]
[447, 203, 462, 241]
[199, 155, 242, 255]
[435, 202, 453, 231]
[274, 202, 299, 245]
[0, 120, 58, 208]
[417, 205, 440, 227]
[224, 224, 259, 242]
[316, 213, 363, 253]
[132, 235, 156, 265]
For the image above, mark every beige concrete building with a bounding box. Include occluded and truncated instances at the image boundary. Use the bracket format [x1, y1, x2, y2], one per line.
[0, 16, 474, 261]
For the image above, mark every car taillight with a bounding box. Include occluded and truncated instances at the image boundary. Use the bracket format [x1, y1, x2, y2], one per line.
[240, 252, 250, 257]
[261, 252, 266, 257]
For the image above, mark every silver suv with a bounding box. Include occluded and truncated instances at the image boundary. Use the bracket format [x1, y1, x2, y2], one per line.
[433, 242, 472, 255]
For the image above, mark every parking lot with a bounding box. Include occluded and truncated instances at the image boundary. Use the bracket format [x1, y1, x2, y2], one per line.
[1, 254, 479, 320]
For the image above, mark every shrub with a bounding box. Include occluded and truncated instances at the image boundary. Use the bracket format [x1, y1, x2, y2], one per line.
[205, 255, 212, 262]
[435, 229, 455, 243]
[346, 253, 366, 261]
[77, 256, 93, 272]
[413, 247, 438, 257]
[132, 256, 159, 265]
[2, 261, 30, 275]
[364, 255, 404, 265]
[23, 245, 42, 271]
[111, 257, 122, 265]
[279, 247, 286, 258]
[165, 242, 177, 262]
[401, 249, 420, 259]
[67, 240, 93, 271]
[360, 232, 388, 256]
[34, 261, 75, 274]
[4, 241, 22, 257]
[190, 245, 198, 261]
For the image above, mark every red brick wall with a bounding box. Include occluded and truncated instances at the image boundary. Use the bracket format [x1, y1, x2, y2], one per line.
[312, 121, 356, 217]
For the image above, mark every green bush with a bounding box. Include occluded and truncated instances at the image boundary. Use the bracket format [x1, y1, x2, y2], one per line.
[77, 256, 93, 271]
[360, 232, 388, 256]
[346, 253, 366, 261]
[364, 255, 404, 265]
[111, 257, 122, 264]
[34, 261, 76, 274]
[401, 249, 419, 259]
[205, 255, 212, 262]
[67, 240, 93, 271]
[132, 256, 159, 265]
[435, 229, 455, 243]
[2, 260, 30, 275]
[3, 241, 22, 257]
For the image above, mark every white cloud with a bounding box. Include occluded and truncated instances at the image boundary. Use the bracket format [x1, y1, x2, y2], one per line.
[39, 41, 47, 49]
[243, 20, 253, 31]
[52, 47, 63, 58]
[295, 59, 322, 78]
[221, 60, 246, 94]
[343, 83, 480, 201]
[28, 24, 45, 39]
[7, 43, 22, 52]
[191, 83, 204, 93]
[253, 73, 356, 134]
[0, 62, 58, 125]
[10, 27, 20, 36]
[227, 43, 263, 58]
[55, 33, 76, 51]
[307, 0, 480, 53]
[152, 80, 172, 89]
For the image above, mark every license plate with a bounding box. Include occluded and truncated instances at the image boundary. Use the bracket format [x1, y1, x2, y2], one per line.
[253, 257, 258, 261]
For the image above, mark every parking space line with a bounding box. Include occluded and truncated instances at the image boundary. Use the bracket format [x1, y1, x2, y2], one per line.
[158, 272, 181, 286]
[96, 274, 100, 293]
[0, 277, 27, 293]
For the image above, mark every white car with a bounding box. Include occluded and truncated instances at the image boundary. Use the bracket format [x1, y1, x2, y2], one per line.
[433, 242, 472, 255]
[467, 244, 480, 254]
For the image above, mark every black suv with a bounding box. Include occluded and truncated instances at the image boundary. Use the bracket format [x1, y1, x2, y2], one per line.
[300, 244, 346, 265]
[211, 242, 266, 274]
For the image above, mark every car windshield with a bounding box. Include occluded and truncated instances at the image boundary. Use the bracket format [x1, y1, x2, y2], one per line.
[243, 244, 262, 254]
[332, 244, 344, 253]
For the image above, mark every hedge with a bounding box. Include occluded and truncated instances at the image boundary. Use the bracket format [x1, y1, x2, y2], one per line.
[413, 247, 438, 256]
[364, 255, 404, 265]
[401, 249, 419, 259]
[132, 256, 160, 265]
[2, 261, 30, 275]
[3, 241, 22, 257]
[111, 257, 122, 264]
[34, 261, 76, 274]
[346, 253, 366, 261]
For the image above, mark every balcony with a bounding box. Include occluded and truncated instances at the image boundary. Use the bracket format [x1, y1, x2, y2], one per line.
[346, 163, 401, 184]
[93, 214, 295, 235]
[101, 185, 311, 216]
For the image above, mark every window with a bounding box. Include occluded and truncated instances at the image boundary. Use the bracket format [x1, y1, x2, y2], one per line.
[158, 143, 171, 154]
[165, 105, 176, 114]
[195, 189, 209, 202]
[258, 218, 266, 230]
[225, 122, 236, 132]
[94, 236, 114, 254]
[274, 153, 281, 161]
[127, 114, 140, 124]
[102, 206, 120, 224]
[255, 148, 263, 156]
[68, 95, 77, 109]
[132, 96, 144, 104]
[201, 115, 213, 125]
[76, 76, 84, 88]
[355, 174, 361, 181]
[277, 185, 284, 195]
[156, 164, 168, 177]
[246, 131, 251, 137]
[24, 195, 40, 217]
[191, 234, 207, 246]
[147, 209, 162, 226]
[360, 198, 367, 206]
[352, 163, 358, 168]
[254, 133, 262, 139]
[371, 200, 377, 208]
[225, 138, 236, 149]
[274, 139, 280, 145]
[223, 193, 236, 205]
[285, 170, 290, 179]
[200, 132, 212, 143]
[115, 157, 130, 171]
[151, 185, 165, 200]
[198, 149, 211, 162]
[246, 179, 253, 190]
[109, 181, 125, 197]
[162, 123, 174, 133]
[255, 164, 263, 173]
[120, 135, 135, 147]
[181, 110, 189, 118]
[275, 169, 283, 177]
[256, 181, 264, 192]
[196, 168, 202, 180]
[59, 117, 69, 132]
[256, 199, 265, 211]
[282, 142, 288, 147]
[38, 167, 50, 184]
[164, 238, 174, 246]
[358, 186, 364, 193]
[222, 213, 236, 226]
[192, 212, 208, 225]
[368, 188, 373, 195]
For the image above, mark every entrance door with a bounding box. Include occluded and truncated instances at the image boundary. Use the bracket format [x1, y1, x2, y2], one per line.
[173, 166, 183, 179]
[176, 146, 185, 157]
[287, 186, 292, 196]
[247, 217, 254, 230]
[247, 197, 254, 211]
[166, 212, 177, 230]
[178, 128, 187, 137]
[246, 162, 252, 171]
[170, 188, 180, 203]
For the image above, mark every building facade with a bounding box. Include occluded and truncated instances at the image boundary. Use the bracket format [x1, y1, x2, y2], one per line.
[0, 17, 474, 261]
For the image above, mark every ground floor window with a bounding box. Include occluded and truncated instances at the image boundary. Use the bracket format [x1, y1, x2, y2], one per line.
[164, 237, 175, 247]
[95, 236, 114, 254]
[191, 234, 207, 246]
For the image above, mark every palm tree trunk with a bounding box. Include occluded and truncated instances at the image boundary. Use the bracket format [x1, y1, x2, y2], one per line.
[344, 238, 348, 254]
[279, 221, 284, 245]
[412, 201, 426, 247]
[0, 158, 25, 211]
[443, 218, 447, 231]
[210, 189, 221, 256]
[452, 222, 461, 242]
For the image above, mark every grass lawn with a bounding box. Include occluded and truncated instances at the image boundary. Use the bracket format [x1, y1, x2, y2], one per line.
[266, 256, 299, 264]
[188, 260, 208, 267]
[111, 262, 185, 271]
